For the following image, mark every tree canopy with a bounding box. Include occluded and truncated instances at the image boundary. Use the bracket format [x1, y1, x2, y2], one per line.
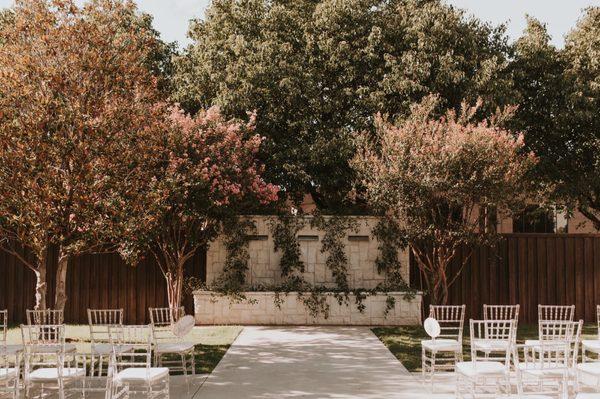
[174, 0, 513, 210]
[352, 97, 537, 304]
[0, 0, 166, 309]
[117, 106, 278, 309]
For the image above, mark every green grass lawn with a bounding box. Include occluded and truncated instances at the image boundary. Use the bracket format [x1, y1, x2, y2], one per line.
[6, 325, 242, 374]
[373, 324, 598, 372]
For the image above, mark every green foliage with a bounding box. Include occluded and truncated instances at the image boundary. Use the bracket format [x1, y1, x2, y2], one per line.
[353, 97, 537, 304]
[174, 0, 513, 209]
[269, 215, 305, 277]
[212, 218, 257, 295]
[372, 218, 408, 286]
[560, 7, 600, 227]
[311, 214, 359, 291]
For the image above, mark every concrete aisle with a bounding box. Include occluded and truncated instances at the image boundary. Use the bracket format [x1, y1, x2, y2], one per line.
[194, 326, 452, 399]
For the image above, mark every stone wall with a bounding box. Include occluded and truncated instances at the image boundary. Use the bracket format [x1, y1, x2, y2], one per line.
[206, 215, 409, 289]
[194, 291, 422, 326]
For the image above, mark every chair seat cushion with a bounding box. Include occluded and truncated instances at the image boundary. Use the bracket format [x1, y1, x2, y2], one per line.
[421, 339, 461, 352]
[154, 342, 194, 354]
[29, 367, 86, 381]
[517, 362, 568, 377]
[456, 361, 508, 377]
[29, 343, 77, 354]
[577, 362, 600, 376]
[117, 367, 169, 383]
[0, 344, 23, 355]
[91, 343, 134, 355]
[472, 339, 510, 352]
[0, 368, 17, 380]
[582, 340, 600, 353]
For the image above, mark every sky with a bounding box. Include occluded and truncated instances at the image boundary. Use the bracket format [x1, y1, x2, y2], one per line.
[0, 0, 597, 47]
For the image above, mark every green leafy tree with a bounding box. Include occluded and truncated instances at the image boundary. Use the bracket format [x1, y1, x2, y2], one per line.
[174, 0, 513, 210]
[560, 7, 600, 227]
[0, 0, 166, 310]
[352, 97, 536, 304]
[510, 17, 567, 196]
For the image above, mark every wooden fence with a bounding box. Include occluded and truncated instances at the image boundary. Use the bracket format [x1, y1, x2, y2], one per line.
[0, 246, 206, 324]
[4, 234, 600, 325]
[410, 234, 600, 323]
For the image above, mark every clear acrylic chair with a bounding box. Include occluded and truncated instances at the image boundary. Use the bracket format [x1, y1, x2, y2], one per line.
[582, 305, 600, 362]
[149, 307, 195, 376]
[0, 348, 19, 399]
[88, 308, 133, 376]
[110, 324, 169, 398]
[0, 310, 19, 355]
[514, 321, 579, 399]
[473, 304, 520, 358]
[421, 305, 465, 388]
[21, 324, 86, 399]
[456, 319, 515, 398]
[26, 309, 64, 325]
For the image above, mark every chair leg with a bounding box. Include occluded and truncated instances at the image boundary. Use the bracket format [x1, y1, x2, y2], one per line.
[191, 349, 196, 376]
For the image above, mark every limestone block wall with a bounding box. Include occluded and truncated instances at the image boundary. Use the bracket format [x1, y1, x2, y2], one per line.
[194, 291, 422, 326]
[206, 215, 409, 289]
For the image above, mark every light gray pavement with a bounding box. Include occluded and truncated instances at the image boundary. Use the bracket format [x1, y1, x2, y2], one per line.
[194, 326, 453, 399]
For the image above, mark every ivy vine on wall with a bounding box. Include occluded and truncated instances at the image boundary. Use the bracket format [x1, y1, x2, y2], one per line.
[211, 217, 256, 296]
[269, 214, 306, 277]
[193, 214, 415, 319]
[310, 213, 359, 291]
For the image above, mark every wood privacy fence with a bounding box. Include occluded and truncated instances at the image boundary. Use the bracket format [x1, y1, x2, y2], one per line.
[410, 234, 600, 324]
[0, 246, 206, 324]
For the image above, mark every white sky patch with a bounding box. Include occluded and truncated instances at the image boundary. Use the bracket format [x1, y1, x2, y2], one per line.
[0, 0, 597, 47]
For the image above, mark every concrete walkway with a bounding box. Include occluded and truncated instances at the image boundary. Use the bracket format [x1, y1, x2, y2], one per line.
[195, 326, 448, 399]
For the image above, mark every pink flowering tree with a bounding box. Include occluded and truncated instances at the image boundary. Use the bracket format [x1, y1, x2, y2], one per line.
[353, 96, 537, 305]
[120, 106, 278, 310]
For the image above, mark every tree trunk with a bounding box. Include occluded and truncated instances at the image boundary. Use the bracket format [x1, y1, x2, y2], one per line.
[54, 249, 69, 311]
[33, 261, 48, 310]
[429, 271, 449, 305]
[165, 261, 185, 310]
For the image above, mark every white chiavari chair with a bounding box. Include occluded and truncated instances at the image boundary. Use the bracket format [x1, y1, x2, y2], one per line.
[110, 324, 169, 398]
[88, 308, 133, 376]
[516, 320, 580, 398]
[421, 305, 465, 388]
[149, 307, 195, 376]
[456, 319, 514, 398]
[21, 324, 85, 399]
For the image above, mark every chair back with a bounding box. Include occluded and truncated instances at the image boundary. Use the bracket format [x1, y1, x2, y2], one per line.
[149, 307, 184, 326]
[26, 309, 64, 325]
[538, 305, 575, 322]
[88, 309, 124, 345]
[109, 324, 152, 371]
[150, 307, 185, 344]
[429, 305, 465, 342]
[483, 304, 519, 321]
[539, 320, 576, 342]
[0, 310, 6, 345]
[21, 323, 65, 349]
[470, 319, 515, 365]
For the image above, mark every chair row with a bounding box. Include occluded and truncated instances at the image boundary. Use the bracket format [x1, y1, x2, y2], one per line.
[0, 307, 196, 398]
[422, 303, 600, 397]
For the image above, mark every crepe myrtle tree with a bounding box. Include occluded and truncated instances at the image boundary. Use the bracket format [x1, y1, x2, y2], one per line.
[0, 0, 166, 310]
[118, 106, 278, 310]
[352, 96, 537, 305]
